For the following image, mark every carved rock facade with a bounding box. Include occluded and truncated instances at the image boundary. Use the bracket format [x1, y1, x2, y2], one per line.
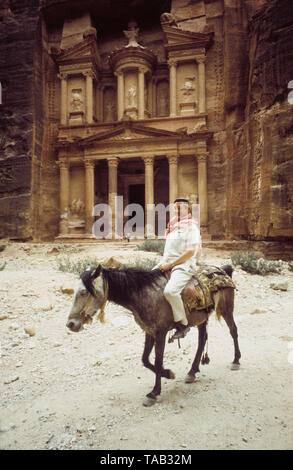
[0, 0, 292, 251]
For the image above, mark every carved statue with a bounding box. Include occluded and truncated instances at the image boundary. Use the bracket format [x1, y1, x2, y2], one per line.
[105, 102, 116, 121]
[181, 77, 195, 102]
[160, 12, 178, 27]
[127, 85, 137, 107]
[70, 89, 84, 112]
[123, 20, 143, 48]
[71, 199, 85, 215]
[187, 193, 199, 205]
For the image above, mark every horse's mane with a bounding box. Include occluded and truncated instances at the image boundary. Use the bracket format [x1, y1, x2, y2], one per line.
[81, 266, 164, 303]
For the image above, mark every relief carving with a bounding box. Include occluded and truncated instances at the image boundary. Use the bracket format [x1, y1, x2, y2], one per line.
[68, 198, 85, 231]
[103, 87, 116, 122]
[127, 85, 137, 107]
[160, 12, 178, 27]
[179, 77, 196, 115]
[123, 20, 142, 48]
[71, 198, 85, 215]
[181, 77, 195, 102]
[70, 88, 84, 112]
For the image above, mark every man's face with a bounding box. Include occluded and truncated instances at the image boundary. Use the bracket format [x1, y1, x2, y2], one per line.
[175, 201, 188, 218]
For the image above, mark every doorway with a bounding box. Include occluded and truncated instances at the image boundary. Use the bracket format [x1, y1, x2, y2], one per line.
[127, 184, 145, 234]
[128, 184, 145, 208]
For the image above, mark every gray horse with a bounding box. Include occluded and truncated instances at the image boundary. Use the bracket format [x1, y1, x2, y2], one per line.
[66, 264, 240, 407]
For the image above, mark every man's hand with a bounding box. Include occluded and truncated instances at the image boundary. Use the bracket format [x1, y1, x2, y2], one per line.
[158, 262, 173, 272]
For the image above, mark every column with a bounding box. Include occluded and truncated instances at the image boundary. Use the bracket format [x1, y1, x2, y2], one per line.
[197, 57, 206, 114]
[197, 152, 208, 226]
[152, 78, 157, 118]
[138, 67, 146, 120]
[168, 154, 178, 217]
[85, 71, 94, 124]
[143, 156, 155, 238]
[168, 60, 177, 117]
[85, 159, 95, 234]
[108, 157, 119, 238]
[97, 85, 104, 121]
[59, 160, 70, 234]
[115, 70, 124, 120]
[147, 79, 152, 116]
[58, 73, 68, 125]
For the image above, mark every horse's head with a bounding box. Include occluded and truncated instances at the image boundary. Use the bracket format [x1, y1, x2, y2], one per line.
[66, 265, 106, 332]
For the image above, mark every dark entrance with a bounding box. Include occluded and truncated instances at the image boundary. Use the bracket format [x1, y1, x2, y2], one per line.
[128, 184, 145, 208]
[127, 184, 145, 234]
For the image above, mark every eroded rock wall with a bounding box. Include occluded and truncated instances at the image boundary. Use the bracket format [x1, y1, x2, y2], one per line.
[225, 0, 293, 239]
[0, 0, 40, 239]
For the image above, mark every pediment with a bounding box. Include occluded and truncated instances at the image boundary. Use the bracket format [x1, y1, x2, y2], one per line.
[52, 36, 101, 69]
[162, 25, 213, 51]
[80, 123, 181, 145]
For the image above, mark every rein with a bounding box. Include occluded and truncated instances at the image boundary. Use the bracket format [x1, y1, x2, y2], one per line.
[97, 276, 109, 323]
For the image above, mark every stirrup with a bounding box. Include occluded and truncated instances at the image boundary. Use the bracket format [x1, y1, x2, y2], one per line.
[172, 325, 190, 341]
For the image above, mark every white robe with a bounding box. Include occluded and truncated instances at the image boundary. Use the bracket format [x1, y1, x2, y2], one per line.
[154, 224, 201, 324]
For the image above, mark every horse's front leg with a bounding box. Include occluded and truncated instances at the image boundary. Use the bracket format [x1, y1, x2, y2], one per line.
[142, 333, 155, 373]
[143, 331, 168, 407]
[142, 333, 175, 380]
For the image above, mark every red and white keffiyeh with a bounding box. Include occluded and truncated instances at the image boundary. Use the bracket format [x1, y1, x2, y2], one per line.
[165, 213, 199, 235]
[165, 213, 202, 257]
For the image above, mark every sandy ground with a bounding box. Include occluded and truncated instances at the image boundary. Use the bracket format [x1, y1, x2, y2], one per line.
[0, 241, 293, 451]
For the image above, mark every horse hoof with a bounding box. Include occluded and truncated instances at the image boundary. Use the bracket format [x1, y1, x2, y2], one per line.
[184, 374, 196, 384]
[168, 370, 175, 380]
[143, 396, 157, 407]
[230, 363, 240, 371]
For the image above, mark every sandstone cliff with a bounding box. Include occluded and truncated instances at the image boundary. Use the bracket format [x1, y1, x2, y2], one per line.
[0, 0, 40, 239]
[224, 0, 293, 240]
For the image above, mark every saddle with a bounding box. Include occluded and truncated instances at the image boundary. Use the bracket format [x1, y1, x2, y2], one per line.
[165, 265, 236, 311]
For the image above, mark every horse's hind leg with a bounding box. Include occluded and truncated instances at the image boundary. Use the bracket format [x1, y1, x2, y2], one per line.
[142, 333, 175, 380]
[215, 288, 241, 370]
[185, 322, 207, 384]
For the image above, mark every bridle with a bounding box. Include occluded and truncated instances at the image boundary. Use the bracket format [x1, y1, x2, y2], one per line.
[81, 275, 109, 324]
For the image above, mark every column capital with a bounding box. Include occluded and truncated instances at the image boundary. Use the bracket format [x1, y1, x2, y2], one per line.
[83, 70, 96, 79]
[114, 70, 124, 77]
[57, 159, 69, 169]
[85, 158, 95, 169]
[167, 154, 178, 165]
[196, 56, 206, 64]
[197, 152, 209, 163]
[168, 59, 178, 68]
[107, 157, 119, 167]
[142, 155, 155, 166]
[138, 66, 148, 75]
[57, 72, 68, 80]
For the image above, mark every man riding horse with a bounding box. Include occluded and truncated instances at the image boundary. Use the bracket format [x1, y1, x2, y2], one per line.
[154, 197, 201, 340]
[66, 197, 240, 407]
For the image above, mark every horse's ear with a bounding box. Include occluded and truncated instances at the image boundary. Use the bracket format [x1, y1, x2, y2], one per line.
[91, 264, 102, 279]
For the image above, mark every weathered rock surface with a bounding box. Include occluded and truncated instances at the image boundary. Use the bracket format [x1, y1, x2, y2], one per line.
[0, 0, 292, 249]
[24, 325, 36, 336]
[270, 282, 288, 291]
[0, 0, 39, 239]
[60, 284, 74, 295]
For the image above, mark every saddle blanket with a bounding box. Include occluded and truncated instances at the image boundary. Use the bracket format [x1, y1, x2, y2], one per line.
[181, 265, 236, 311]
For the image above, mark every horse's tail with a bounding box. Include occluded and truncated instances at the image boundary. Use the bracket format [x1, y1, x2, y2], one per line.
[213, 265, 235, 322]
